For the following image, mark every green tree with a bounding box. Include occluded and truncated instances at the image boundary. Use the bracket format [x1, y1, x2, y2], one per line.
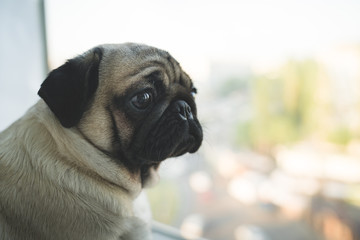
[237, 59, 319, 151]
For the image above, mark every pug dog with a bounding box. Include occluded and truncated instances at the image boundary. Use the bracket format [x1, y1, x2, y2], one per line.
[0, 43, 203, 240]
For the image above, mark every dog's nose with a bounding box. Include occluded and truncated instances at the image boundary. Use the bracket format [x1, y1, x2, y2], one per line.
[175, 100, 193, 120]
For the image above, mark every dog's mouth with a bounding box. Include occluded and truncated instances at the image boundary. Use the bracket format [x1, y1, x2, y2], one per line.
[139, 129, 202, 187]
[133, 108, 202, 166]
[141, 116, 202, 163]
[172, 134, 202, 156]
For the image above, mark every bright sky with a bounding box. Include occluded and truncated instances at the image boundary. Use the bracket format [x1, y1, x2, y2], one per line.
[45, 0, 360, 79]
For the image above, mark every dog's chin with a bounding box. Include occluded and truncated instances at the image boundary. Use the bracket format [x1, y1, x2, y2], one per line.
[170, 138, 197, 158]
[138, 134, 202, 187]
[143, 133, 201, 163]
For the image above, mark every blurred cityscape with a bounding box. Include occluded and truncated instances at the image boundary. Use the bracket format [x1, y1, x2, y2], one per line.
[147, 44, 360, 240]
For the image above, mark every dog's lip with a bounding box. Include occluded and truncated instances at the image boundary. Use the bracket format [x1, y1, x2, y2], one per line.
[172, 134, 201, 156]
[135, 137, 196, 164]
[171, 141, 190, 157]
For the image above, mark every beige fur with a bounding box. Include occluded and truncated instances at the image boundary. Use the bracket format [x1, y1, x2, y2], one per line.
[0, 101, 148, 240]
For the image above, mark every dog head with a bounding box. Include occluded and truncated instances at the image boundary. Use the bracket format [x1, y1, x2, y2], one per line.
[38, 43, 203, 186]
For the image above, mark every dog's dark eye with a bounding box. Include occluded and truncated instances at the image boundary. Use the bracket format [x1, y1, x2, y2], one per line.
[131, 91, 153, 109]
[191, 87, 197, 98]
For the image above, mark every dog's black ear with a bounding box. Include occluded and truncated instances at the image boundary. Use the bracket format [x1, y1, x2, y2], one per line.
[38, 47, 103, 128]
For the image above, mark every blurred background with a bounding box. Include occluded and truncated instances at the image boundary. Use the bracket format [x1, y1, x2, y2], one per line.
[1, 0, 360, 239]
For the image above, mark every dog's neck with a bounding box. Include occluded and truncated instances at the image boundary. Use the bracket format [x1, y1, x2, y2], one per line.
[34, 100, 143, 199]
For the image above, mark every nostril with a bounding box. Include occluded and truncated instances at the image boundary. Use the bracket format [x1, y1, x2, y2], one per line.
[176, 100, 193, 120]
[185, 105, 193, 120]
[179, 108, 187, 120]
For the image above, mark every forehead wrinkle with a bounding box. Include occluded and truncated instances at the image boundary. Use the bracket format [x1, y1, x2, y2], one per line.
[166, 56, 193, 90]
[144, 54, 176, 88]
[128, 54, 180, 89]
[164, 56, 182, 85]
[140, 50, 180, 87]
[126, 64, 170, 89]
[126, 63, 162, 78]
[180, 71, 193, 89]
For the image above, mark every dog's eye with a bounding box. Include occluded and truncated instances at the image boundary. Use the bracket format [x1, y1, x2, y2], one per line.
[131, 91, 153, 109]
[191, 87, 197, 98]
